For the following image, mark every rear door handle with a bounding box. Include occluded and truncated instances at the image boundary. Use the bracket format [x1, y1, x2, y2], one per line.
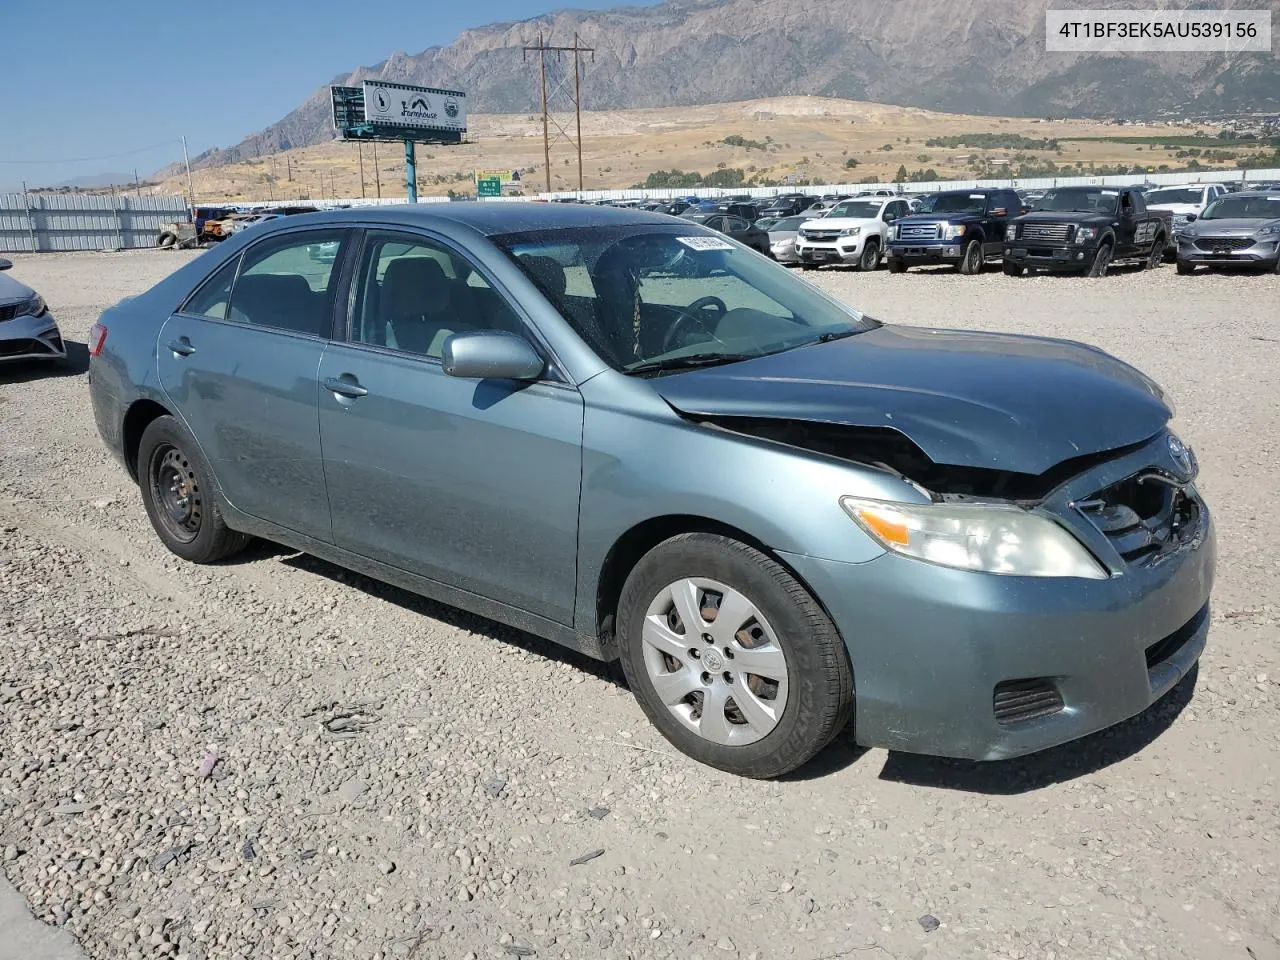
[166, 338, 196, 357]
[324, 376, 368, 399]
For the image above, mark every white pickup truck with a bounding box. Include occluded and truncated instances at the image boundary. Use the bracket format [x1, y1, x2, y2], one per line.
[793, 196, 913, 271]
[1144, 183, 1229, 259]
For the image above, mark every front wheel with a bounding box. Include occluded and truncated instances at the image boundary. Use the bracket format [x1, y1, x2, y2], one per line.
[138, 416, 250, 564]
[1176, 259, 1196, 276]
[857, 240, 880, 271]
[887, 259, 906, 274]
[616, 534, 853, 779]
[1086, 242, 1113, 278]
[1003, 262, 1025, 277]
[958, 239, 983, 274]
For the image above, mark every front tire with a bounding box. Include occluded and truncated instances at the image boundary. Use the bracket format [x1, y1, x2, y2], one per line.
[138, 416, 249, 564]
[1176, 259, 1196, 276]
[857, 240, 880, 271]
[1003, 262, 1025, 277]
[887, 259, 906, 274]
[958, 239, 983, 274]
[616, 534, 853, 779]
[1086, 242, 1113, 278]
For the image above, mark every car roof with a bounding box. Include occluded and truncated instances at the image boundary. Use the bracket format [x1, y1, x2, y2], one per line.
[1225, 190, 1280, 198]
[255, 202, 680, 238]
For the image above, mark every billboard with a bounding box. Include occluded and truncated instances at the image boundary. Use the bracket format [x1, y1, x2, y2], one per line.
[474, 168, 521, 184]
[364, 81, 467, 135]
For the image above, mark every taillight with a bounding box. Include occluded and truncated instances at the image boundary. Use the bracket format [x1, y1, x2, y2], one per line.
[88, 322, 108, 357]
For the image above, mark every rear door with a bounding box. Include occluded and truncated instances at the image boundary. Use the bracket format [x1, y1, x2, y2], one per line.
[157, 228, 349, 542]
[316, 229, 584, 625]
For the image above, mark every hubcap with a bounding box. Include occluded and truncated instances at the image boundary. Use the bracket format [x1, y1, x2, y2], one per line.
[641, 577, 790, 746]
[151, 445, 202, 542]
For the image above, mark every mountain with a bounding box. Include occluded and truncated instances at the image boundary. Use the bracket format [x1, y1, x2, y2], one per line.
[51, 172, 137, 189]
[190, 0, 1280, 169]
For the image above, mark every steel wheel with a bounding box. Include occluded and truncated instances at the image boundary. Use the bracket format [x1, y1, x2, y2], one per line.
[148, 444, 202, 544]
[640, 577, 789, 746]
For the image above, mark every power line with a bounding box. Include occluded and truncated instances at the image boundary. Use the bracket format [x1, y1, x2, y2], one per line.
[0, 139, 182, 165]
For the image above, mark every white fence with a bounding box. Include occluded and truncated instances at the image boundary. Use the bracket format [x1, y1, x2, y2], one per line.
[0, 194, 190, 252]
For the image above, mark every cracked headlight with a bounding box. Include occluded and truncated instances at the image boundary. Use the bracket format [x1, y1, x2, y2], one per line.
[840, 497, 1109, 579]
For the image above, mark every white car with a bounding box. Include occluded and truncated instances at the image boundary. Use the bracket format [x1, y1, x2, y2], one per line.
[1145, 184, 1229, 258]
[793, 197, 913, 271]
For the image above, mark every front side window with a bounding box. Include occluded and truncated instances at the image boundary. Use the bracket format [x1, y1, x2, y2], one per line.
[227, 230, 346, 335]
[494, 225, 872, 375]
[349, 232, 525, 359]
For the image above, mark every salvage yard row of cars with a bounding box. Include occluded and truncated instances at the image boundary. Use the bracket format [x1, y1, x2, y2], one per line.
[593, 183, 1280, 277]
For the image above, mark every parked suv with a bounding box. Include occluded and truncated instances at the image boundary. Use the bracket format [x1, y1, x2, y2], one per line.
[886, 189, 1022, 274]
[1004, 186, 1171, 278]
[1174, 190, 1280, 274]
[794, 197, 911, 271]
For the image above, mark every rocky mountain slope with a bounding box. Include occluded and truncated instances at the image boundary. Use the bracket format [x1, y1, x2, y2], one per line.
[191, 0, 1280, 168]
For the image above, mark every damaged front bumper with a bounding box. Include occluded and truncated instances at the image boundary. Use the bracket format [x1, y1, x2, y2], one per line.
[0, 310, 66, 361]
[780, 434, 1215, 761]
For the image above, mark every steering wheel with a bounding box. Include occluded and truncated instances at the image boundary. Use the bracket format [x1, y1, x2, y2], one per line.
[661, 296, 728, 353]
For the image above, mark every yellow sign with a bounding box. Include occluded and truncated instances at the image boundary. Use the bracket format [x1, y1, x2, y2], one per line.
[474, 169, 519, 184]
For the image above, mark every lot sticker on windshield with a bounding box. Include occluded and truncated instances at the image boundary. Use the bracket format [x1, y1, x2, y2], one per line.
[676, 236, 736, 252]
[1102, 190, 1119, 195]
[969, 194, 985, 199]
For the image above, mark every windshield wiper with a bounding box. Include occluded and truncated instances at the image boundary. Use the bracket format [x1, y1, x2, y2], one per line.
[625, 352, 759, 376]
[814, 329, 858, 343]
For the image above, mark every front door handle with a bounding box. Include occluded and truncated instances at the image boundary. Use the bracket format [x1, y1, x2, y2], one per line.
[167, 338, 196, 357]
[324, 376, 368, 399]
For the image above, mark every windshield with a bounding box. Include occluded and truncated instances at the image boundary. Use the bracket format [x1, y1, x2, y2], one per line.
[1146, 187, 1203, 206]
[826, 200, 882, 219]
[913, 193, 987, 214]
[1034, 188, 1118, 214]
[771, 216, 808, 231]
[494, 225, 871, 374]
[1200, 195, 1280, 220]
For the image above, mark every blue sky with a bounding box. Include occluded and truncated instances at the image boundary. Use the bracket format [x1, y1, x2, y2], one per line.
[1, 0, 654, 191]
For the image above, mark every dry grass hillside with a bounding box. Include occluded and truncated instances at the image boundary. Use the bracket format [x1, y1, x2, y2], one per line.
[152, 96, 1258, 202]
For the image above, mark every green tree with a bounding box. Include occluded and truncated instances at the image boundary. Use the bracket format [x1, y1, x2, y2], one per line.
[894, 164, 909, 181]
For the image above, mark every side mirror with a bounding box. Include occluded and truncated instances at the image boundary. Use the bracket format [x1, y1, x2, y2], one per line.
[442, 330, 545, 381]
[1184, 213, 1197, 222]
[0, 258, 11, 272]
[990, 207, 1008, 217]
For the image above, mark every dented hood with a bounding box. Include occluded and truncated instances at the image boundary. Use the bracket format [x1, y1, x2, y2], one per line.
[652, 325, 1171, 475]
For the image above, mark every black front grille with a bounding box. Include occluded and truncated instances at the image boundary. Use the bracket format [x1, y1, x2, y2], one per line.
[1145, 604, 1208, 670]
[1193, 236, 1253, 251]
[0, 338, 38, 358]
[994, 679, 1064, 725]
[1077, 473, 1201, 564]
[1022, 223, 1072, 242]
[0, 303, 19, 323]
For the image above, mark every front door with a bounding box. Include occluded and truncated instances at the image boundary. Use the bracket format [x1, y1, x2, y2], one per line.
[157, 228, 350, 542]
[316, 230, 584, 625]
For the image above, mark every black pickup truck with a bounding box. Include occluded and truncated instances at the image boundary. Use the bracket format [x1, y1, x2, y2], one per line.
[1003, 185, 1172, 277]
[886, 188, 1025, 274]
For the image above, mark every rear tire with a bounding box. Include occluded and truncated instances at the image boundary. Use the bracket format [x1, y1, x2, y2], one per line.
[1143, 235, 1165, 270]
[616, 533, 854, 779]
[958, 239, 983, 274]
[1176, 259, 1196, 276]
[138, 416, 250, 564]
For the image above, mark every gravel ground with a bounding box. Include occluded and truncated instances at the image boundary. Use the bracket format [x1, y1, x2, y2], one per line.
[1, 249, 1278, 960]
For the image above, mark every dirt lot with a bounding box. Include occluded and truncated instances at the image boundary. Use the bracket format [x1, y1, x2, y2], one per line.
[1, 249, 1278, 960]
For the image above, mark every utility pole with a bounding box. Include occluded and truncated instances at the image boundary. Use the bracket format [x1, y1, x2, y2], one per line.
[133, 168, 141, 197]
[181, 135, 195, 204]
[373, 141, 382, 198]
[358, 143, 367, 199]
[523, 31, 594, 195]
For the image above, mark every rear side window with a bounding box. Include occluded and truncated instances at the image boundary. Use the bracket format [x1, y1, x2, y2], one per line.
[228, 230, 347, 336]
[183, 256, 240, 320]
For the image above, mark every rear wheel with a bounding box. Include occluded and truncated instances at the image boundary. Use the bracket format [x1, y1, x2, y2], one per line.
[1086, 242, 1113, 278]
[887, 259, 906, 274]
[958, 239, 983, 274]
[1175, 259, 1196, 276]
[138, 416, 249, 564]
[857, 240, 880, 271]
[616, 534, 853, 779]
[1143, 235, 1165, 270]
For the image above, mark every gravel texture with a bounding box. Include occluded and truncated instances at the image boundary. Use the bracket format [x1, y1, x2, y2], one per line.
[1, 248, 1278, 960]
